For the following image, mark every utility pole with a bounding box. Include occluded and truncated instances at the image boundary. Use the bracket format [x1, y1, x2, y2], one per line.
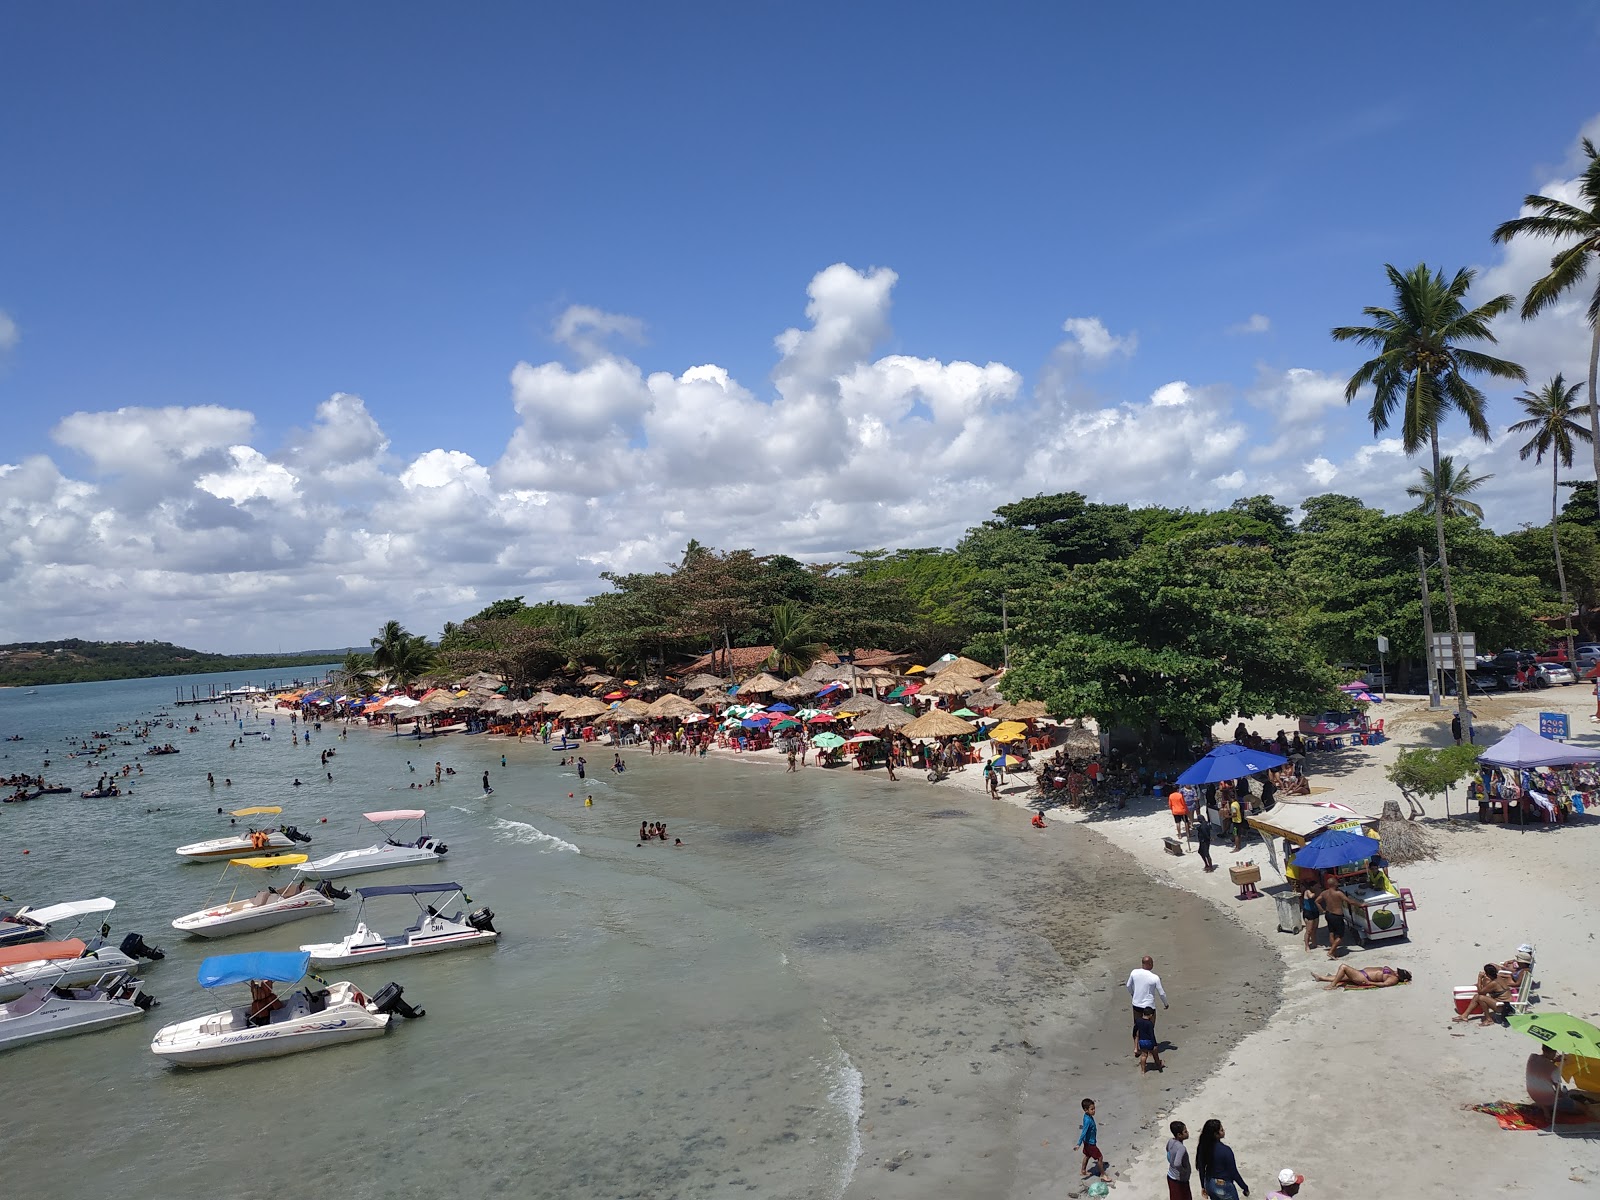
[1418, 547, 1440, 710]
[1001, 592, 1010, 671]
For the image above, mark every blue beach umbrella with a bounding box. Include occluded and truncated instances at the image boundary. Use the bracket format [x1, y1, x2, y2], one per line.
[768, 702, 796, 713]
[1175, 743, 1288, 786]
[1290, 829, 1380, 870]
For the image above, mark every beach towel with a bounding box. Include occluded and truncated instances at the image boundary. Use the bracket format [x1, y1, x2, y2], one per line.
[1466, 1100, 1595, 1130]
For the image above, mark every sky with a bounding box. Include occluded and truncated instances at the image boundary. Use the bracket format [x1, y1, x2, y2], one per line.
[4, 3, 1600, 651]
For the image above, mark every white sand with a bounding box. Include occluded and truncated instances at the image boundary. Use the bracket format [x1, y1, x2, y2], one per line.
[957, 688, 1600, 1198]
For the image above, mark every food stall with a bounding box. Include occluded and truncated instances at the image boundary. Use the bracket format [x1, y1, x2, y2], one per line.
[1248, 803, 1406, 944]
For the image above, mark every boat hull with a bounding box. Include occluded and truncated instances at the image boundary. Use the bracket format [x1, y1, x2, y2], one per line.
[0, 950, 144, 1002]
[303, 927, 496, 968]
[0, 983, 150, 1052]
[150, 984, 389, 1067]
[176, 835, 301, 861]
[296, 845, 446, 880]
[172, 892, 336, 938]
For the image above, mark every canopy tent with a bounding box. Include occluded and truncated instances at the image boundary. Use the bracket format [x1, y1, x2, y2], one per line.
[989, 720, 1030, 744]
[16, 897, 115, 924]
[379, 694, 420, 710]
[1175, 743, 1288, 786]
[1248, 801, 1377, 847]
[197, 950, 310, 988]
[1289, 829, 1381, 870]
[363, 809, 426, 822]
[0, 939, 87, 969]
[901, 710, 979, 739]
[355, 882, 465, 898]
[1477, 723, 1600, 769]
[736, 672, 785, 697]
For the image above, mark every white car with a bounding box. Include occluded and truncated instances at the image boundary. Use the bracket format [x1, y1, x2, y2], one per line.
[1535, 663, 1577, 687]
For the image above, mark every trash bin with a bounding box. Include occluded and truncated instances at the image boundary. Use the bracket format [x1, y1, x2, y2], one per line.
[1275, 892, 1303, 934]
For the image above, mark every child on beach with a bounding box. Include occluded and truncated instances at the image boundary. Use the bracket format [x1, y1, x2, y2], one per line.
[1076, 1098, 1110, 1179]
[1134, 1011, 1162, 1072]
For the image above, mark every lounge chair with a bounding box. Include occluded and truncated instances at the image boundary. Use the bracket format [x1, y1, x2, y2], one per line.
[1509, 947, 1536, 1014]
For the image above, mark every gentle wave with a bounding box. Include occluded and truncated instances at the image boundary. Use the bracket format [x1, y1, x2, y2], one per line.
[492, 817, 580, 854]
[826, 1040, 864, 1198]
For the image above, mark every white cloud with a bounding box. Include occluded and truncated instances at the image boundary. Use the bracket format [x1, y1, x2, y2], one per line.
[1249, 366, 1348, 426]
[1228, 313, 1271, 335]
[552, 305, 646, 361]
[1149, 381, 1193, 407]
[196, 446, 300, 505]
[0, 310, 18, 352]
[1059, 316, 1137, 364]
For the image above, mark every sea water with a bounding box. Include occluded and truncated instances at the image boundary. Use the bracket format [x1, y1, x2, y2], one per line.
[0, 673, 1276, 1199]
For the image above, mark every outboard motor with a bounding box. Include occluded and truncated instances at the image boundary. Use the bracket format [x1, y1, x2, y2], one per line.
[420, 836, 448, 856]
[316, 880, 351, 901]
[120, 931, 166, 961]
[466, 907, 496, 934]
[132, 990, 156, 1011]
[283, 825, 313, 844]
[372, 981, 425, 1019]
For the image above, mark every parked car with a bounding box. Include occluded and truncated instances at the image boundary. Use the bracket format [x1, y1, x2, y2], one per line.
[1575, 643, 1600, 669]
[1535, 662, 1577, 687]
[1537, 646, 1575, 665]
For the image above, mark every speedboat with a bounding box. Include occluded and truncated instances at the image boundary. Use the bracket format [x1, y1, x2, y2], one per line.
[172, 855, 349, 939]
[176, 807, 313, 861]
[149, 950, 424, 1068]
[0, 897, 116, 949]
[301, 883, 496, 968]
[0, 931, 165, 1001]
[0, 969, 155, 1053]
[296, 810, 447, 879]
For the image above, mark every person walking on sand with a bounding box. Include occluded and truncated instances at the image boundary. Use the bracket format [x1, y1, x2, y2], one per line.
[1168, 787, 1190, 837]
[1075, 1098, 1111, 1181]
[1316, 872, 1349, 959]
[1196, 1119, 1247, 1200]
[1166, 1121, 1193, 1200]
[1126, 955, 1169, 1055]
[1195, 812, 1216, 871]
[1300, 882, 1320, 952]
[1451, 712, 1462, 745]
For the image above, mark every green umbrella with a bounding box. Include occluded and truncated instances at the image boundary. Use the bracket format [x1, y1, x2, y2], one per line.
[812, 732, 846, 750]
[1507, 1012, 1600, 1058]
[952, 708, 979, 718]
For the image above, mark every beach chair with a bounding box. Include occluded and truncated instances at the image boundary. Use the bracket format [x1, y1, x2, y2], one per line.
[1510, 949, 1537, 1014]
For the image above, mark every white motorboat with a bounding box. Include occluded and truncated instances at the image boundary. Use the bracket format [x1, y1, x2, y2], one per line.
[150, 950, 424, 1068]
[0, 968, 155, 1052]
[301, 882, 496, 968]
[0, 897, 116, 949]
[296, 810, 447, 879]
[0, 930, 166, 1002]
[176, 806, 314, 861]
[172, 855, 350, 939]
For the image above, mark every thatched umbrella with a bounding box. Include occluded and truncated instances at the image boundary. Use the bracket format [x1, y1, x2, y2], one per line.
[844, 698, 914, 729]
[559, 697, 612, 721]
[616, 698, 654, 719]
[480, 695, 512, 714]
[927, 656, 994, 678]
[736, 672, 785, 697]
[771, 677, 815, 700]
[578, 672, 617, 689]
[965, 687, 1005, 710]
[1378, 799, 1436, 864]
[648, 693, 701, 719]
[678, 673, 730, 693]
[921, 672, 979, 698]
[901, 710, 978, 739]
[990, 699, 1050, 721]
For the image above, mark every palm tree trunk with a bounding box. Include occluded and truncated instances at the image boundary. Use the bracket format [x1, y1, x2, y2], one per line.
[1554, 455, 1576, 670]
[1431, 430, 1471, 722]
[1589, 322, 1600, 520]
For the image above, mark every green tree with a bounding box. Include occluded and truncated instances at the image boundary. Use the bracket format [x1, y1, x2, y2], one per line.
[332, 651, 377, 697]
[1386, 744, 1483, 818]
[1332, 262, 1524, 717]
[1002, 535, 1339, 737]
[765, 602, 825, 676]
[437, 617, 560, 696]
[1404, 455, 1494, 521]
[1508, 374, 1592, 663]
[1493, 138, 1600, 518]
[369, 620, 435, 689]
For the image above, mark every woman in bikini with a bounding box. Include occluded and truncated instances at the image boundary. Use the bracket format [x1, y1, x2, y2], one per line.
[1311, 964, 1411, 990]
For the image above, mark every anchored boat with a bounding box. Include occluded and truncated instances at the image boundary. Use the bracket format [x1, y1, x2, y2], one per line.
[0, 968, 155, 1053]
[301, 883, 496, 968]
[176, 807, 313, 861]
[0, 931, 165, 1002]
[149, 950, 423, 1068]
[296, 810, 447, 880]
[171, 855, 349, 939]
[0, 897, 116, 949]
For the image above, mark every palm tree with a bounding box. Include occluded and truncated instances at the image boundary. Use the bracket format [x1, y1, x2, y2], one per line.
[1332, 263, 1524, 719]
[1404, 456, 1494, 520]
[766, 602, 824, 677]
[1493, 140, 1600, 517]
[369, 620, 435, 689]
[1508, 374, 1593, 668]
[332, 650, 377, 698]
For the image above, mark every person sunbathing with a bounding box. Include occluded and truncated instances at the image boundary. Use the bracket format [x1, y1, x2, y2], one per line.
[1311, 964, 1411, 990]
[1454, 964, 1511, 1024]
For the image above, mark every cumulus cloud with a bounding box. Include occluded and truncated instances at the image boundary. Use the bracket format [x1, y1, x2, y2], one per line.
[1059, 316, 1138, 364]
[551, 305, 647, 361]
[1228, 314, 1271, 335]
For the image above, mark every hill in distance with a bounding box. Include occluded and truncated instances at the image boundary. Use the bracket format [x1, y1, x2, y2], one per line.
[0, 639, 355, 688]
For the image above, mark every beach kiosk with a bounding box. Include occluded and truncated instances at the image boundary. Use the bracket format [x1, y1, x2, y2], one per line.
[1247, 802, 1406, 943]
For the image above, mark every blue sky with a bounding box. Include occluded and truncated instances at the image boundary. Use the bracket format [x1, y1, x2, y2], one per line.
[4, 4, 1600, 649]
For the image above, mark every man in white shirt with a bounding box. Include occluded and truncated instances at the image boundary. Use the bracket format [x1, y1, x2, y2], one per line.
[1126, 955, 1169, 1056]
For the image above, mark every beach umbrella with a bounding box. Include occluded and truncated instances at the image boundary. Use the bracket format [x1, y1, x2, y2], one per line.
[952, 708, 979, 718]
[989, 754, 1028, 771]
[1175, 743, 1288, 786]
[816, 682, 845, 697]
[901, 710, 979, 739]
[807, 713, 837, 723]
[604, 690, 629, 700]
[812, 732, 847, 750]
[989, 720, 1030, 744]
[1288, 829, 1381, 871]
[1507, 1013, 1600, 1058]
[846, 733, 880, 744]
[771, 717, 800, 730]
[768, 702, 796, 713]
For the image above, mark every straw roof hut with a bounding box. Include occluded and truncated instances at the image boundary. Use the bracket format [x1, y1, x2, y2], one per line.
[559, 697, 612, 721]
[678, 673, 729, 693]
[771, 677, 816, 700]
[921, 672, 980, 698]
[480, 695, 511, 714]
[844, 698, 914, 729]
[964, 687, 1005, 710]
[901, 710, 978, 739]
[647, 693, 701, 719]
[990, 699, 1051, 721]
[616, 698, 654, 718]
[736, 672, 785, 697]
[578, 672, 617, 688]
[926, 656, 994, 678]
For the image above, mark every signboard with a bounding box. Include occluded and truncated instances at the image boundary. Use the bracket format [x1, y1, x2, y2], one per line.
[1430, 632, 1477, 667]
[1540, 712, 1571, 742]
[1376, 635, 1389, 655]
